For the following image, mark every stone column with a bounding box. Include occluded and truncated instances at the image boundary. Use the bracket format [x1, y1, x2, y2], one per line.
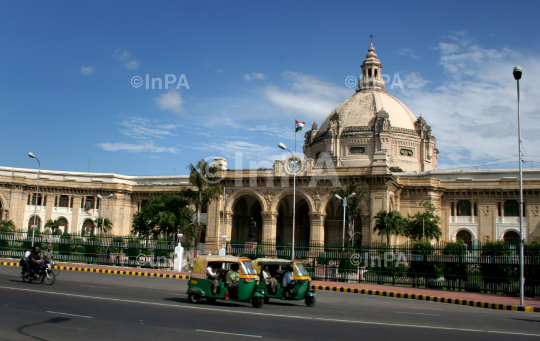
[308, 212, 325, 244]
[44, 194, 54, 228]
[71, 196, 82, 234]
[478, 201, 496, 243]
[261, 210, 277, 241]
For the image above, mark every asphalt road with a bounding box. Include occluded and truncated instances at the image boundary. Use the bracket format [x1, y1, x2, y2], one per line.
[0, 266, 539, 341]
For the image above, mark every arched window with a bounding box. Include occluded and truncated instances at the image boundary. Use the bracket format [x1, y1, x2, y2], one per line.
[456, 230, 472, 245]
[350, 147, 365, 154]
[503, 231, 520, 244]
[368, 69, 372, 78]
[28, 215, 42, 231]
[374, 69, 378, 77]
[504, 200, 525, 217]
[456, 200, 471, 216]
[57, 218, 68, 233]
[59, 195, 69, 208]
[315, 152, 321, 159]
[82, 219, 94, 235]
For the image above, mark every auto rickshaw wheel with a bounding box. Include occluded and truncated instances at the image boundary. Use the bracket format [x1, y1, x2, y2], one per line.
[305, 296, 316, 307]
[263, 297, 270, 304]
[188, 293, 202, 304]
[206, 297, 217, 304]
[251, 297, 264, 308]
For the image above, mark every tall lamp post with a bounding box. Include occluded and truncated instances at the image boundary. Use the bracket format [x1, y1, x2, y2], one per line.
[28, 152, 40, 247]
[335, 193, 355, 249]
[278, 142, 299, 260]
[513, 66, 524, 306]
[97, 194, 114, 235]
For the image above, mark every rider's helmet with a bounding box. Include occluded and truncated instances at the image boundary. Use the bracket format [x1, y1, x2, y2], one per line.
[47, 248, 51, 252]
[34, 246, 40, 252]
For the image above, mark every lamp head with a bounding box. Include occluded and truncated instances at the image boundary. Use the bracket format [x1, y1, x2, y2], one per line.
[107, 194, 114, 199]
[349, 192, 356, 198]
[334, 194, 342, 200]
[278, 142, 287, 150]
[513, 66, 522, 80]
[97, 194, 103, 199]
[177, 233, 183, 238]
[28, 152, 35, 158]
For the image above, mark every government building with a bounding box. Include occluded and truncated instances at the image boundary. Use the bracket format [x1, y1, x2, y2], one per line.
[1, 43, 538, 252]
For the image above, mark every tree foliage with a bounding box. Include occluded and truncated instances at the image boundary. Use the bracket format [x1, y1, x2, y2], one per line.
[132, 192, 192, 238]
[403, 201, 442, 242]
[183, 159, 223, 247]
[373, 210, 405, 245]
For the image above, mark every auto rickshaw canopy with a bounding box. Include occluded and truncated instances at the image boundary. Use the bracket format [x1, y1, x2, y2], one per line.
[191, 255, 252, 279]
[252, 258, 294, 273]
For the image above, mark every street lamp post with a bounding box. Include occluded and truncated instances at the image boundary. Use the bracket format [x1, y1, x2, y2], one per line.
[279, 142, 299, 260]
[513, 66, 524, 306]
[335, 193, 355, 250]
[97, 194, 114, 235]
[28, 153, 40, 247]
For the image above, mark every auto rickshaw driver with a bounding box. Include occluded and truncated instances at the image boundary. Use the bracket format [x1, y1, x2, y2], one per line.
[225, 263, 240, 298]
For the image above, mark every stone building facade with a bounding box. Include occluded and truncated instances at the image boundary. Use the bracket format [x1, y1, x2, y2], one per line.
[0, 43, 538, 253]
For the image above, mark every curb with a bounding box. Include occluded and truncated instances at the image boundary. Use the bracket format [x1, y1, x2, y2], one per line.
[0, 261, 190, 280]
[2, 261, 537, 313]
[311, 285, 540, 313]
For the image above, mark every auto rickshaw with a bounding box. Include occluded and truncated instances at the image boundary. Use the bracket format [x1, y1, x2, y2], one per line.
[252, 258, 316, 307]
[187, 255, 265, 308]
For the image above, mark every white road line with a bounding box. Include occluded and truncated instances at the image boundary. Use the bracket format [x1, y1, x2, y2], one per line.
[393, 311, 439, 316]
[47, 311, 93, 319]
[0, 286, 538, 338]
[406, 307, 443, 311]
[166, 293, 186, 296]
[196, 329, 261, 338]
[80, 285, 109, 289]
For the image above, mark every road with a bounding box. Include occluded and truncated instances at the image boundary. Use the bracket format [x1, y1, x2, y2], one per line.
[0, 266, 539, 341]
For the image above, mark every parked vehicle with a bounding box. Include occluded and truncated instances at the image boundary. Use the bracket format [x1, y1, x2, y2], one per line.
[20, 259, 56, 285]
[187, 255, 265, 308]
[252, 258, 316, 307]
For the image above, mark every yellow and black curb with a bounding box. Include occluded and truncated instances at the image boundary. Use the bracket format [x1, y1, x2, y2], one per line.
[2, 261, 538, 313]
[311, 285, 540, 313]
[1, 261, 190, 279]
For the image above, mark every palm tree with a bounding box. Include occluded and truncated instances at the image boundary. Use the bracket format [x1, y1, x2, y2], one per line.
[0, 219, 15, 231]
[96, 218, 113, 234]
[373, 210, 405, 245]
[45, 219, 63, 234]
[183, 159, 223, 248]
[332, 182, 367, 244]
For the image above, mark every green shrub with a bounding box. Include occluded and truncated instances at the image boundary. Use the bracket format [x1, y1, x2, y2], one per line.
[58, 233, 72, 256]
[408, 242, 441, 279]
[480, 241, 516, 285]
[443, 241, 468, 282]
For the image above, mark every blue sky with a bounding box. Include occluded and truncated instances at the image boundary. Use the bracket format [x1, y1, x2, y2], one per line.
[1, 1, 540, 175]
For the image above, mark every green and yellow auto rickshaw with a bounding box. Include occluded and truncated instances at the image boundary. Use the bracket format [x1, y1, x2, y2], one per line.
[187, 255, 266, 308]
[252, 258, 316, 307]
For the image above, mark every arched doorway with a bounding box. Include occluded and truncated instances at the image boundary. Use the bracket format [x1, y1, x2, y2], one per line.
[456, 230, 472, 245]
[57, 217, 68, 234]
[0, 200, 3, 222]
[503, 230, 520, 244]
[231, 195, 263, 242]
[28, 215, 42, 231]
[82, 219, 94, 235]
[323, 198, 361, 245]
[276, 195, 310, 244]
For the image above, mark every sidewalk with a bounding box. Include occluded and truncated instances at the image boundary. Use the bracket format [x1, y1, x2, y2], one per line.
[2, 258, 538, 313]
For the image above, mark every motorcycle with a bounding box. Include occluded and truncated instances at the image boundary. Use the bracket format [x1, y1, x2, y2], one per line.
[21, 259, 56, 285]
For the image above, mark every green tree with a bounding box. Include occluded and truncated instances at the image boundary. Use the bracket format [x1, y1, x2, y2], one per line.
[443, 241, 468, 288]
[183, 159, 223, 247]
[45, 219, 63, 234]
[403, 201, 442, 242]
[95, 218, 114, 233]
[373, 210, 405, 245]
[0, 220, 15, 231]
[332, 181, 367, 244]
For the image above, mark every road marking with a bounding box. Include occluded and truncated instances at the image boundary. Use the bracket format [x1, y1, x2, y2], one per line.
[47, 311, 93, 319]
[196, 329, 261, 338]
[1, 286, 538, 338]
[393, 311, 439, 316]
[80, 285, 109, 289]
[407, 307, 443, 311]
[166, 293, 186, 296]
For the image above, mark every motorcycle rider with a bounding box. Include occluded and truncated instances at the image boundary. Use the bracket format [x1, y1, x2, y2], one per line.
[28, 246, 44, 276]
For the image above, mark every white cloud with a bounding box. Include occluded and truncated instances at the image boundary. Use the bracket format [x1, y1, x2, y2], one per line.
[80, 65, 95, 76]
[155, 90, 184, 113]
[117, 117, 183, 139]
[113, 49, 140, 70]
[97, 140, 178, 153]
[243, 72, 268, 81]
[396, 48, 420, 59]
[263, 71, 351, 120]
[393, 33, 540, 168]
[191, 140, 286, 168]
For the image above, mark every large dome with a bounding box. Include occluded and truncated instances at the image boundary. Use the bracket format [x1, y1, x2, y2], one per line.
[318, 90, 417, 133]
[303, 42, 438, 173]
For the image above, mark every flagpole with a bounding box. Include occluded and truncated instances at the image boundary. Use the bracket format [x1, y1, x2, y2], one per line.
[292, 119, 296, 261]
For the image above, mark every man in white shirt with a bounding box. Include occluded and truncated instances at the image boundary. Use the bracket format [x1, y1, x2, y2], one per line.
[282, 266, 295, 297]
[262, 265, 278, 294]
[206, 263, 220, 295]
